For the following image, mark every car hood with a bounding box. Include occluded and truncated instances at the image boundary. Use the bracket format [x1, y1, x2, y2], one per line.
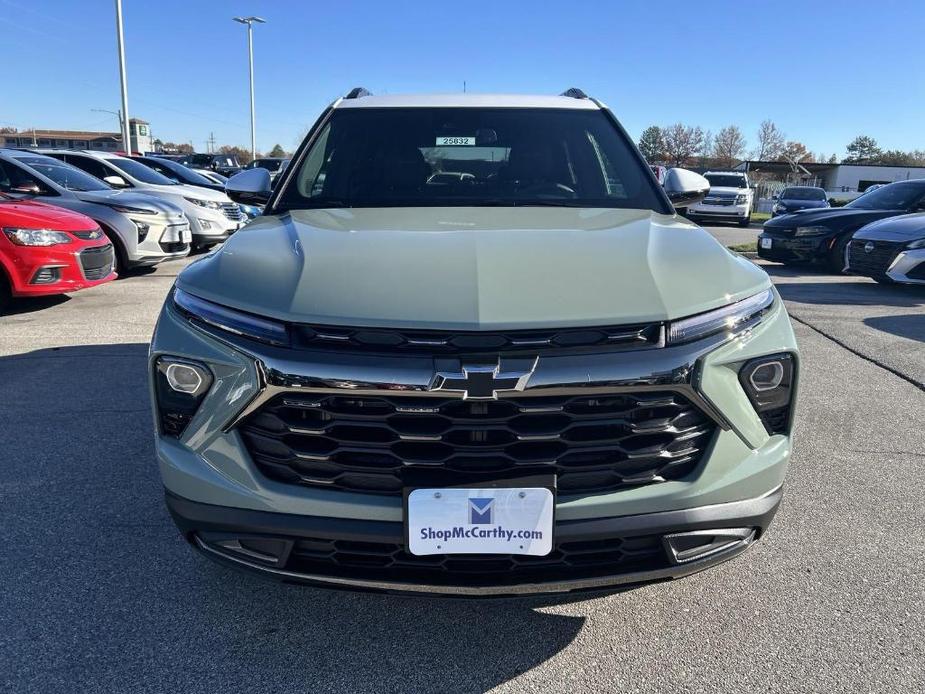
[0, 198, 95, 230]
[853, 212, 925, 241]
[74, 189, 185, 216]
[145, 183, 231, 203]
[764, 207, 899, 229]
[176, 207, 770, 329]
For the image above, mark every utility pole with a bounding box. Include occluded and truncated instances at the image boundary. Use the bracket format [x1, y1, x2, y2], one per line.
[232, 16, 265, 160]
[114, 0, 132, 154]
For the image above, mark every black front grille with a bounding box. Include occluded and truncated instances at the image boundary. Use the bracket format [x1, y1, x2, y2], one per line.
[78, 244, 113, 280]
[702, 197, 735, 207]
[239, 391, 716, 496]
[282, 533, 667, 587]
[293, 322, 663, 354]
[848, 239, 904, 275]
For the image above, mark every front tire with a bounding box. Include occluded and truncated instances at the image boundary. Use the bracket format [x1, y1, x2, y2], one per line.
[827, 235, 850, 273]
[738, 214, 752, 227]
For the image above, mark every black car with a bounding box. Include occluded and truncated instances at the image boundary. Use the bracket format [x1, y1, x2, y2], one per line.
[846, 213, 925, 284]
[180, 153, 242, 178]
[131, 156, 225, 192]
[759, 180, 925, 271]
[771, 186, 829, 217]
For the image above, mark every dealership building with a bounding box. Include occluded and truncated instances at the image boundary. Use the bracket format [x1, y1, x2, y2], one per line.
[735, 160, 925, 193]
[0, 118, 153, 154]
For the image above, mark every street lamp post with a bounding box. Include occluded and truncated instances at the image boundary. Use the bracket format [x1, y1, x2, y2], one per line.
[114, 0, 132, 154]
[232, 16, 265, 160]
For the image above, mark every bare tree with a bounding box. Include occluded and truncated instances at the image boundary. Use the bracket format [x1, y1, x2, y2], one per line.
[662, 123, 705, 168]
[781, 141, 812, 164]
[713, 125, 747, 167]
[754, 119, 785, 161]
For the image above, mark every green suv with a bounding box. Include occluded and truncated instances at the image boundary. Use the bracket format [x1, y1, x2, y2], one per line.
[150, 88, 798, 595]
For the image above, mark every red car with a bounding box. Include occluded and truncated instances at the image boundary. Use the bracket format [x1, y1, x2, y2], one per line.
[0, 193, 115, 306]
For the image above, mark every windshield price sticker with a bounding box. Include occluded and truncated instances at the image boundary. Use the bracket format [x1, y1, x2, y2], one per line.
[436, 136, 475, 146]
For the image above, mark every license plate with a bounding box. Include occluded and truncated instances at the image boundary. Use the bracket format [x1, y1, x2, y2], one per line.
[407, 487, 553, 556]
[760, 237, 772, 249]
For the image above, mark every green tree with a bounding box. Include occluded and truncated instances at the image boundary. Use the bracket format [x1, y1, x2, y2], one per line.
[844, 135, 881, 163]
[637, 126, 664, 163]
[268, 143, 287, 158]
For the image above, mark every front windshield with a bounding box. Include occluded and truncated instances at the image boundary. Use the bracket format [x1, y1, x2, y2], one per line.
[847, 182, 925, 210]
[276, 107, 664, 211]
[15, 156, 110, 192]
[108, 158, 178, 185]
[705, 174, 747, 188]
[781, 187, 826, 201]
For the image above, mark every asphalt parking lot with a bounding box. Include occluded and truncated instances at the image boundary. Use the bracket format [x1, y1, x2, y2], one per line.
[1, 227, 923, 694]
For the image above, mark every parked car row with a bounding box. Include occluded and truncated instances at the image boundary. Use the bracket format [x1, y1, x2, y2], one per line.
[758, 179, 925, 285]
[0, 147, 255, 307]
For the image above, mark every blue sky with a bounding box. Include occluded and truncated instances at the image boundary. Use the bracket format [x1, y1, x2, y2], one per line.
[2, 0, 923, 158]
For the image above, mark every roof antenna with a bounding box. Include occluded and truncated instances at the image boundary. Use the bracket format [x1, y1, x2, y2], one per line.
[463, 80, 467, 93]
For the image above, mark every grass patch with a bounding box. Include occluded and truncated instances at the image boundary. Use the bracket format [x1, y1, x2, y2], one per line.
[728, 241, 757, 253]
[751, 211, 770, 223]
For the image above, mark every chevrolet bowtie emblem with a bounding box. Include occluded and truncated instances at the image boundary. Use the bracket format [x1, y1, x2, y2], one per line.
[429, 359, 538, 400]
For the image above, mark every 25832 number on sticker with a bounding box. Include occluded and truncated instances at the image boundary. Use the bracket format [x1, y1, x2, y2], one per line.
[436, 136, 475, 146]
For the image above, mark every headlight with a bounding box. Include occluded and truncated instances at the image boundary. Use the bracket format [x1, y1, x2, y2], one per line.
[794, 225, 830, 236]
[735, 194, 748, 205]
[668, 289, 774, 345]
[106, 204, 157, 215]
[906, 238, 925, 250]
[173, 287, 290, 346]
[184, 197, 221, 210]
[3, 227, 73, 246]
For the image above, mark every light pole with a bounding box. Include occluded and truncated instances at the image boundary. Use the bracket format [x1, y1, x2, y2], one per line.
[114, 0, 132, 153]
[91, 108, 123, 134]
[232, 16, 265, 160]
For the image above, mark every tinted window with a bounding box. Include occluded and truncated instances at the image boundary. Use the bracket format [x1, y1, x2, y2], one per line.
[781, 187, 826, 200]
[705, 174, 747, 188]
[0, 160, 52, 194]
[14, 157, 109, 192]
[140, 158, 215, 186]
[62, 154, 113, 183]
[106, 157, 177, 185]
[847, 182, 925, 210]
[277, 107, 664, 211]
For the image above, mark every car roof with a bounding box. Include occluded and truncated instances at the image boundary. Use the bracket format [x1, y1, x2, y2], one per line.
[782, 186, 825, 191]
[333, 93, 601, 110]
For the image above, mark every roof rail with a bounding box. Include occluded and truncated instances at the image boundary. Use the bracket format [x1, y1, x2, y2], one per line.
[560, 87, 588, 99]
[345, 87, 372, 99]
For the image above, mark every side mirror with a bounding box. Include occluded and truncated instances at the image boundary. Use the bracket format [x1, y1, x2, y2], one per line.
[103, 175, 129, 188]
[663, 168, 710, 209]
[225, 167, 272, 205]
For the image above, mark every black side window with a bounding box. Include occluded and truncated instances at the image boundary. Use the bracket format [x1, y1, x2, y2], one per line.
[0, 161, 51, 195]
[63, 155, 111, 182]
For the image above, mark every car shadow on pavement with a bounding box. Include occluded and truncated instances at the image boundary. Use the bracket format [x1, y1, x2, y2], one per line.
[863, 314, 925, 343]
[762, 266, 925, 308]
[1, 343, 589, 693]
[0, 293, 70, 316]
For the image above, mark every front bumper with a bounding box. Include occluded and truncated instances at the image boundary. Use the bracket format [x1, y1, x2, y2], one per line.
[757, 233, 834, 263]
[168, 486, 782, 596]
[4, 241, 116, 297]
[687, 202, 750, 220]
[150, 289, 798, 593]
